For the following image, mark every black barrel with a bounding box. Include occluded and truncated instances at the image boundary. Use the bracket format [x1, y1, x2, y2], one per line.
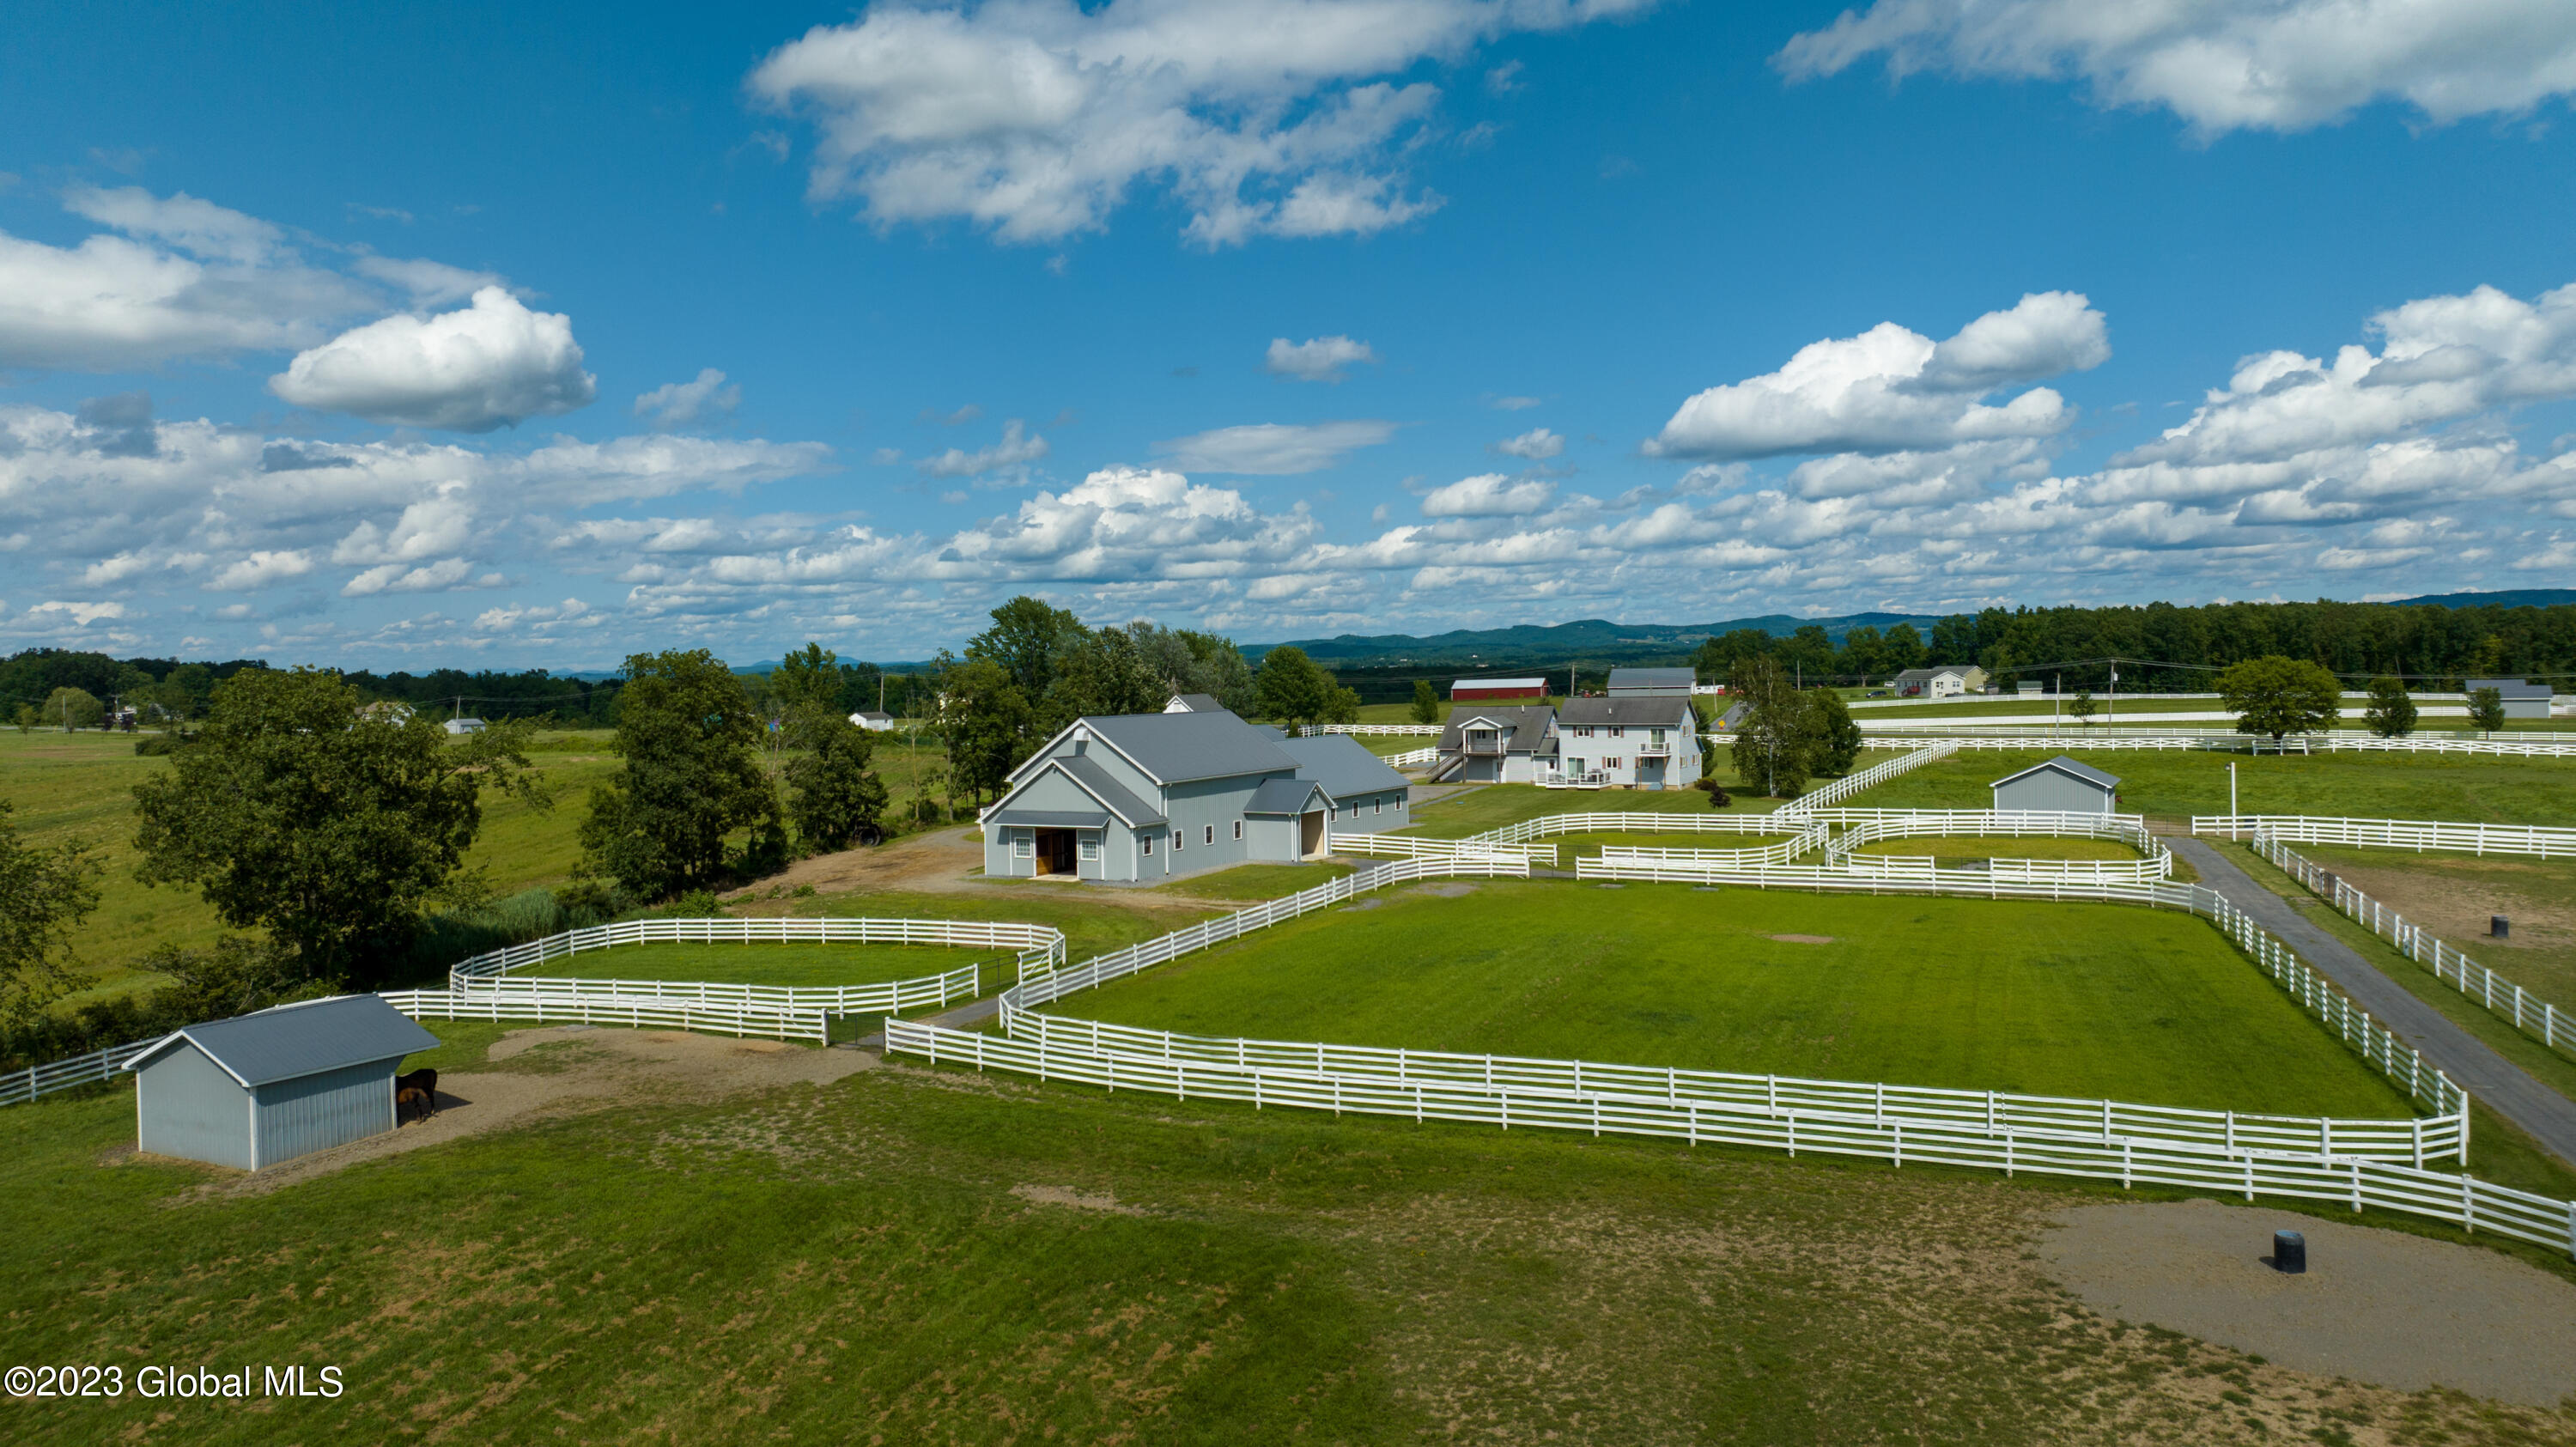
[2494, 915, 2512, 939]
[2273, 1230, 2306, 1274]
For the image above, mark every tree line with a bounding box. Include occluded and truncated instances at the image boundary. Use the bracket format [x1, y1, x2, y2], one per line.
[1692, 598, 2576, 690]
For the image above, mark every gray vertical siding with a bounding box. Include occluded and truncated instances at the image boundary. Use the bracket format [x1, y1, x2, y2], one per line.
[1991, 772, 2116, 815]
[136, 1043, 254, 1170]
[252, 1058, 400, 1168]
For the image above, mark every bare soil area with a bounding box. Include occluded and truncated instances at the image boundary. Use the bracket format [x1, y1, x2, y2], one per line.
[2300, 848, 2576, 1000]
[156, 1025, 878, 1200]
[2038, 1198, 2576, 1407]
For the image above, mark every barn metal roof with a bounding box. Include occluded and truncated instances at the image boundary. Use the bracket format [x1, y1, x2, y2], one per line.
[1990, 754, 2121, 791]
[1243, 777, 1331, 814]
[125, 994, 438, 1088]
[2465, 678, 2553, 700]
[1607, 667, 1695, 691]
[1164, 692, 1228, 713]
[1277, 734, 1409, 800]
[1075, 711, 1301, 785]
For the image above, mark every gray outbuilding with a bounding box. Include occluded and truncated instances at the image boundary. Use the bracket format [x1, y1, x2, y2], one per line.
[1989, 755, 2122, 815]
[125, 994, 439, 1171]
[2464, 678, 2555, 721]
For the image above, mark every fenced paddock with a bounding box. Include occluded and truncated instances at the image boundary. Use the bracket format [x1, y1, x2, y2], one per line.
[2195, 814, 2576, 860]
[1774, 742, 1959, 817]
[1, 1037, 160, 1108]
[1868, 732, 2576, 758]
[2246, 832, 2575, 1063]
[1326, 833, 1556, 866]
[885, 820, 2576, 1255]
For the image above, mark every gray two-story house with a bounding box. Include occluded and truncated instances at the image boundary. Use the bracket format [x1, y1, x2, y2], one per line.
[981, 710, 1410, 882]
[1556, 696, 1702, 789]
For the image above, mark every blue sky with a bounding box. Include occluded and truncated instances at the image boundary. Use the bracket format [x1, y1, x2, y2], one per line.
[7, 0, 2576, 666]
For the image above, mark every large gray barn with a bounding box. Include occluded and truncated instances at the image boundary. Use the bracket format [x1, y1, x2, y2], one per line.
[126, 994, 438, 1170]
[1989, 755, 2121, 815]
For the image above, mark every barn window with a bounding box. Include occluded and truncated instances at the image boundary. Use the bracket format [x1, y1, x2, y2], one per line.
[1232, 820, 1242, 841]
[1205, 824, 1215, 845]
[1080, 836, 1099, 861]
[1172, 829, 1183, 851]
[1142, 835, 1153, 855]
[1013, 831, 1032, 857]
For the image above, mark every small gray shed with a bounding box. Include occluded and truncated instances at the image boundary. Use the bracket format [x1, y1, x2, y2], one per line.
[125, 995, 438, 1171]
[1990, 755, 2121, 815]
[2464, 678, 2554, 721]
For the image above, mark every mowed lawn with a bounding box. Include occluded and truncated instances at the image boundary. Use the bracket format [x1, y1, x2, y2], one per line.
[1856, 746, 2576, 824]
[1542, 830, 1800, 859]
[1065, 879, 2415, 1118]
[509, 939, 996, 988]
[1401, 782, 1777, 838]
[1850, 836, 2143, 861]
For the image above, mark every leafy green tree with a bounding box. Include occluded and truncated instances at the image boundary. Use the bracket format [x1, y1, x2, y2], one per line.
[1041, 627, 1164, 733]
[1694, 628, 1771, 684]
[1254, 646, 1357, 733]
[967, 596, 1086, 698]
[2217, 655, 2343, 745]
[939, 656, 1034, 806]
[2363, 677, 2418, 738]
[0, 799, 101, 1024]
[2467, 686, 2507, 738]
[1880, 623, 1926, 674]
[771, 641, 845, 714]
[578, 651, 771, 900]
[10, 705, 33, 733]
[1409, 679, 1440, 724]
[1728, 655, 1814, 797]
[783, 705, 889, 851]
[1807, 688, 1862, 775]
[45, 686, 103, 731]
[133, 667, 544, 985]
[2068, 689, 2097, 726]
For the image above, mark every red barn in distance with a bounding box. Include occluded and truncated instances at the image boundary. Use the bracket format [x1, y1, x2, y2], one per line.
[1449, 677, 1550, 703]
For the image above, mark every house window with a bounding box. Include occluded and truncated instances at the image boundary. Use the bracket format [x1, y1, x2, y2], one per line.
[1609, 726, 1624, 738]
[1573, 725, 1593, 738]
[1605, 757, 1624, 769]
[1080, 836, 1100, 861]
[1205, 824, 1215, 846]
[1232, 820, 1242, 841]
[1013, 831, 1032, 858]
[1172, 829, 1183, 851]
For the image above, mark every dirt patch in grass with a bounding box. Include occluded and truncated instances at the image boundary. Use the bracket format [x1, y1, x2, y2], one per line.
[156, 1025, 878, 1201]
[1012, 1183, 1147, 1214]
[2038, 1198, 2576, 1407]
[1415, 882, 1479, 897]
[1766, 933, 1836, 944]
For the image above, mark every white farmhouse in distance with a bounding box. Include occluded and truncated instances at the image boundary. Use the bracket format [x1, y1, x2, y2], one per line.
[1890, 666, 1987, 699]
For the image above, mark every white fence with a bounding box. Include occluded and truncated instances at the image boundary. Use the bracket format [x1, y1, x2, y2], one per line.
[448, 915, 1066, 988]
[891, 1019, 2566, 1254]
[0, 1036, 161, 1107]
[1774, 742, 1959, 817]
[454, 963, 980, 1019]
[1327, 832, 1556, 866]
[1387, 745, 1441, 768]
[1868, 731, 2576, 758]
[382, 988, 832, 1044]
[1600, 838, 1818, 868]
[1822, 809, 2172, 884]
[2246, 834, 2574, 1062]
[1314, 723, 1445, 737]
[2194, 815, 2576, 860]
[996, 1008, 2459, 1165]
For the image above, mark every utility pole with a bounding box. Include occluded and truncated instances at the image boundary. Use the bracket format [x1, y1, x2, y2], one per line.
[2229, 760, 2238, 818]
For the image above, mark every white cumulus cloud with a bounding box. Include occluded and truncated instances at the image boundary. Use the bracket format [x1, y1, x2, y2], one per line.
[746, 0, 1652, 246]
[1266, 334, 1378, 381]
[1646, 291, 2107, 460]
[1420, 471, 1556, 515]
[634, 368, 744, 429]
[917, 418, 1051, 478]
[1777, 0, 2576, 136]
[270, 287, 598, 432]
[1492, 426, 1564, 459]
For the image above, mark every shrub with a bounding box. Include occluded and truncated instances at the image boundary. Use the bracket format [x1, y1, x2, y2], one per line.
[674, 888, 721, 918]
[1704, 784, 1732, 807]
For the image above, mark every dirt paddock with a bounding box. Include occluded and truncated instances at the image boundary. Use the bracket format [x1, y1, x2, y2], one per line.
[2038, 1198, 2576, 1407]
[151, 1025, 878, 1200]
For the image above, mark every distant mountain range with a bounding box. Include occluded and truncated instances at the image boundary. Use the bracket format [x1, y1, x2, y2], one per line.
[2383, 587, 2576, 610]
[1242, 611, 1945, 668]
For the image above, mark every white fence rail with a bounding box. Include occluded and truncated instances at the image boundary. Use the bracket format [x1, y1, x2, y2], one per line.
[890, 1020, 2565, 1255]
[1327, 832, 1556, 866]
[1314, 723, 1445, 737]
[383, 988, 831, 1044]
[0, 1036, 161, 1107]
[1774, 742, 1959, 818]
[1822, 809, 2172, 883]
[454, 963, 980, 1018]
[2246, 835, 2575, 1062]
[998, 1009, 2458, 1165]
[449, 915, 1066, 988]
[1600, 839, 1817, 868]
[1387, 745, 1441, 768]
[2194, 815, 2576, 860]
[1868, 732, 2576, 757]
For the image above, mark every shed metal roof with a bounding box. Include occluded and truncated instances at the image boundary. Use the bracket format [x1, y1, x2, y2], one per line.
[1277, 734, 1409, 800]
[1607, 667, 1695, 690]
[2465, 678, 2553, 700]
[1990, 754, 2122, 791]
[1075, 711, 1300, 785]
[125, 994, 437, 1088]
[1451, 677, 1548, 690]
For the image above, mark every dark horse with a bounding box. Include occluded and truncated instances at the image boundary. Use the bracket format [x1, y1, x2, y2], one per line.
[396, 1087, 433, 1125]
[394, 1068, 438, 1121]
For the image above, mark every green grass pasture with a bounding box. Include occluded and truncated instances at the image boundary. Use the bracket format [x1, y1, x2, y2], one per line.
[1144, 860, 1357, 901]
[1856, 746, 2576, 824]
[1066, 880, 2414, 1117]
[21, 1051, 2570, 1444]
[506, 939, 994, 988]
[1543, 830, 1798, 859]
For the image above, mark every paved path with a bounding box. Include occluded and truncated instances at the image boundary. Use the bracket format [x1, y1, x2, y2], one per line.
[2169, 836, 2576, 1170]
[846, 991, 1005, 1051]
